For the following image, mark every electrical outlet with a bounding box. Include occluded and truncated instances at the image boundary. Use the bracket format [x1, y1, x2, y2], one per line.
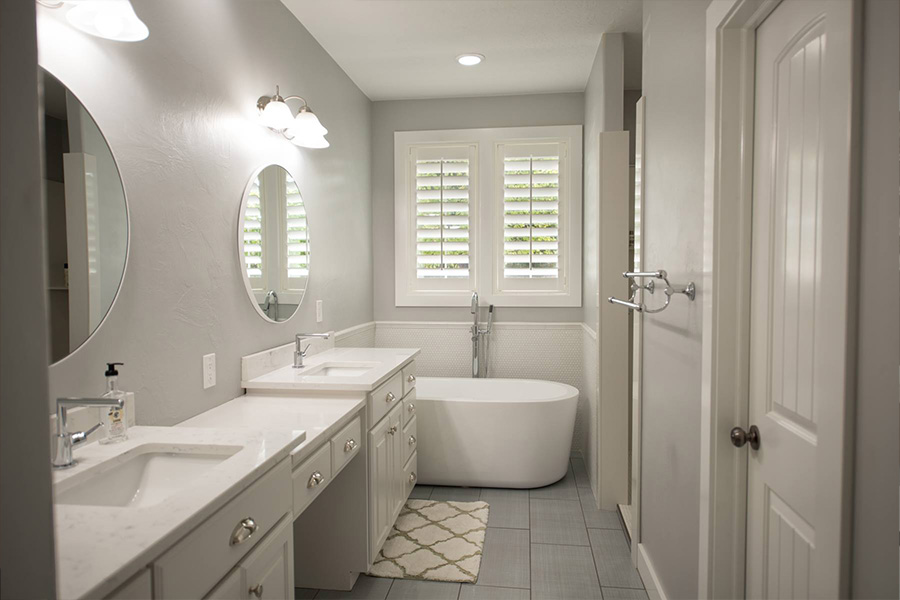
[203, 353, 216, 389]
[316, 300, 323, 323]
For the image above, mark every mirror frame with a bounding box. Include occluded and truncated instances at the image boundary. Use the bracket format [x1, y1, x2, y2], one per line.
[41, 64, 132, 367]
[237, 162, 310, 323]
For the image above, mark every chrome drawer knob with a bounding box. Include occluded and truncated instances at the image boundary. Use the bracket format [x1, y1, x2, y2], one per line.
[249, 584, 264, 598]
[229, 517, 257, 546]
[407, 374, 416, 384]
[308, 471, 325, 488]
[409, 435, 416, 446]
[386, 392, 395, 403]
[407, 403, 415, 414]
[344, 438, 358, 453]
[388, 426, 397, 436]
[409, 471, 417, 484]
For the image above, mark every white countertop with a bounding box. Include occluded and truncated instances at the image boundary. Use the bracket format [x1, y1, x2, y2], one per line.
[178, 394, 365, 465]
[53, 426, 305, 600]
[243, 347, 420, 393]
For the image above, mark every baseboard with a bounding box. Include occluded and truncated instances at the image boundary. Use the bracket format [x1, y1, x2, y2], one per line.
[637, 543, 668, 600]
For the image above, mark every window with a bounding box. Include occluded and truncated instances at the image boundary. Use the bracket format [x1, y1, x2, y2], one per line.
[243, 177, 264, 289]
[395, 126, 581, 307]
[415, 153, 471, 280]
[241, 165, 309, 306]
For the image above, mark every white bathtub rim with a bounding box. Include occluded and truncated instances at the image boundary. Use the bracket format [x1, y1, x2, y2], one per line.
[415, 376, 579, 404]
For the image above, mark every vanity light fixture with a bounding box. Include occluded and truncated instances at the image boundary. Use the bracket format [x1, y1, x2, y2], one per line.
[38, 0, 149, 42]
[456, 53, 484, 66]
[257, 86, 330, 149]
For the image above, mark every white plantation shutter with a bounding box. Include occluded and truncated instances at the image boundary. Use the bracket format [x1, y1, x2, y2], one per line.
[396, 126, 580, 307]
[409, 144, 476, 291]
[283, 173, 309, 292]
[497, 141, 567, 293]
[243, 177, 264, 289]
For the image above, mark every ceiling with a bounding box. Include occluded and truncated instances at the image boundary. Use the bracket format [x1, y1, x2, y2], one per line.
[280, 0, 643, 101]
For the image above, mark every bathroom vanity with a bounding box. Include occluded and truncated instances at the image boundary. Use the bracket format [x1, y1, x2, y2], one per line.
[240, 346, 421, 579]
[51, 345, 419, 599]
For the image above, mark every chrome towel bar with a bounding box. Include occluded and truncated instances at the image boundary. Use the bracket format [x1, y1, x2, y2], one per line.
[608, 270, 695, 314]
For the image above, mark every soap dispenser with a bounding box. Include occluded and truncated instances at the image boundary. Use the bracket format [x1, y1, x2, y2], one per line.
[100, 362, 128, 444]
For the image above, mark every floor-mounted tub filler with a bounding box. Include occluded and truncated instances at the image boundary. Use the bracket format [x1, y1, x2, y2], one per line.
[415, 376, 578, 488]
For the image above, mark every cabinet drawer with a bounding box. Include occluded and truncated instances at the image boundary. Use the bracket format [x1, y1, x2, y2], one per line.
[401, 362, 417, 397]
[292, 441, 332, 516]
[402, 415, 417, 465]
[331, 415, 362, 477]
[402, 389, 417, 427]
[403, 451, 418, 499]
[154, 458, 291, 600]
[367, 371, 402, 429]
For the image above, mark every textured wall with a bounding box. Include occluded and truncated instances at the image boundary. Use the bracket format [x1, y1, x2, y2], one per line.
[37, 1, 374, 425]
[375, 322, 587, 453]
[0, 1, 58, 596]
[639, 2, 708, 598]
[371, 93, 585, 323]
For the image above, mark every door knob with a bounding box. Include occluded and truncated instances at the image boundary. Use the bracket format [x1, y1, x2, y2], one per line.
[730, 425, 760, 450]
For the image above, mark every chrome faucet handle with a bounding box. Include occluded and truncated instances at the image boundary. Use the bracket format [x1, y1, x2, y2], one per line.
[71, 422, 103, 445]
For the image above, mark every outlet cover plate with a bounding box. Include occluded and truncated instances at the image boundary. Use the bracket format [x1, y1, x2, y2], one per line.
[203, 353, 216, 389]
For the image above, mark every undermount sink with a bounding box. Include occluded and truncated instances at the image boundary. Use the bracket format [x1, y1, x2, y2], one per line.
[56, 444, 241, 508]
[303, 362, 378, 377]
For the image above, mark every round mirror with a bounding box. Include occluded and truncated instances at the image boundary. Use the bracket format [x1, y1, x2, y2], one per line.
[41, 68, 128, 364]
[238, 164, 309, 322]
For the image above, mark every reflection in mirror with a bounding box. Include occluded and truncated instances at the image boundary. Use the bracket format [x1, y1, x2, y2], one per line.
[239, 165, 309, 322]
[41, 68, 128, 364]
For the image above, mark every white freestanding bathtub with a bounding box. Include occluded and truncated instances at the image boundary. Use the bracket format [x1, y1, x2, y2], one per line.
[415, 377, 579, 489]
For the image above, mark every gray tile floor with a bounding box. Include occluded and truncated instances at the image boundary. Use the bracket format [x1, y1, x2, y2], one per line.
[296, 458, 647, 600]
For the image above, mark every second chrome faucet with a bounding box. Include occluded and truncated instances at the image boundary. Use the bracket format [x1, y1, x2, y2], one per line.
[293, 332, 330, 368]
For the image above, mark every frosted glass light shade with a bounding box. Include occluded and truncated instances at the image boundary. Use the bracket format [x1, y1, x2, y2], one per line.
[65, 1, 149, 42]
[288, 109, 328, 137]
[260, 99, 294, 131]
[291, 134, 330, 149]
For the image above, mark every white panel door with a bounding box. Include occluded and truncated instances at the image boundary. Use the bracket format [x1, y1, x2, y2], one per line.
[747, 1, 857, 598]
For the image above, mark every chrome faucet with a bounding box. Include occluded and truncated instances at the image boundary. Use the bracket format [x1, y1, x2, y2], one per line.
[262, 290, 279, 320]
[294, 332, 330, 368]
[470, 292, 494, 378]
[53, 397, 125, 469]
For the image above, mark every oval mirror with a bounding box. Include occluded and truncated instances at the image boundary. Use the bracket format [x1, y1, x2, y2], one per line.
[238, 164, 309, 322]
[41, 68, 129, 364]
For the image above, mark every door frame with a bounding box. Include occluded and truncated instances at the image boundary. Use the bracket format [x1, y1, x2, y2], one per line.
[698, 0, 861, 597]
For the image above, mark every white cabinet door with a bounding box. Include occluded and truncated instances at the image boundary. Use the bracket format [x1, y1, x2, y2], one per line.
[205, 516, 293, 600]
[243, 516, 293, 600]
[389, 407, 405, 519]
[368, 409, 396, 558]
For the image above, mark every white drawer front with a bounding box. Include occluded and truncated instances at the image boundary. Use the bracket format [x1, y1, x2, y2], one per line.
[402, 389, 416, 427]
[331, 415, 362, 477]
[292, 441, 332, 516]
[403, 451, 418, 499]
[367, 372, 402, 429]
[154, 458, 291, 600]
[402, 362, 417, 397]
[402, 415, 417, 465]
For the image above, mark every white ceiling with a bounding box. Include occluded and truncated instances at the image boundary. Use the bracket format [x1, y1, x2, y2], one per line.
[280, 0, 643, 101]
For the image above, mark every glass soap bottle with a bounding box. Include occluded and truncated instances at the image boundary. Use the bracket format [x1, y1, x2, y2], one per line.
[100, 362, 128, 444]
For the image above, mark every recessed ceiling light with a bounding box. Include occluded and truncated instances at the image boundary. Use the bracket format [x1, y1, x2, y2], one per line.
[456, 54, 484, 66]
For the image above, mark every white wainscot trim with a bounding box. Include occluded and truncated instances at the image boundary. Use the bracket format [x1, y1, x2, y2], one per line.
[638, 543, 668, 600]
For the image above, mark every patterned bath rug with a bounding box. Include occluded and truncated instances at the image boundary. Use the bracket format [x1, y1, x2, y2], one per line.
[368, 499, 490, 583]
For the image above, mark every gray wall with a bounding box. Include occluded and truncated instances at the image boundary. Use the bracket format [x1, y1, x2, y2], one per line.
[38, 0, 374, 425]
[852, 0, 899, 597]
[371, 93, 585, 323]
[0, 1, 58, 597]
[639, 1, 708, 598]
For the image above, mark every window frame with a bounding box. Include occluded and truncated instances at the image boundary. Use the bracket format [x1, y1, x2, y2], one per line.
[394, 125, 582, 308]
